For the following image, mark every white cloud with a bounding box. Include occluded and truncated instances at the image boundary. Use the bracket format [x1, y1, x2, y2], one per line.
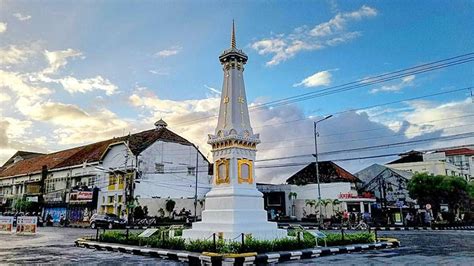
[13, 13, 32, 21]
[43, 48, 83, 74]
[370, 75, 415, 94]
[149, 69, 169, 75]
[0, 92, 11, 103]
[0, 44, 36, 65]
[154, 46, 181, 58]
[293, 70, 332, 88]
[56, 75, 118, 95]
[251, 5, 377, 66]
[0, 22, 7, 33]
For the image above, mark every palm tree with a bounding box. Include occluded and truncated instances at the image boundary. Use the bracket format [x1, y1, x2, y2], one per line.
[320, 199, 332, 219]
[331, 199, 341, 217]
[305, 199, 318, 216]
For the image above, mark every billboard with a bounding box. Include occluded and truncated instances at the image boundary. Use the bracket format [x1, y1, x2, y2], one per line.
[0, 216, 13, 233]
[16, 216, 37, 234]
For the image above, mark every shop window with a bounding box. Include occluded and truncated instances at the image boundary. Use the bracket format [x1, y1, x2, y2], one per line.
[155, 163, 164, 174]
[238, 158, 253, 184]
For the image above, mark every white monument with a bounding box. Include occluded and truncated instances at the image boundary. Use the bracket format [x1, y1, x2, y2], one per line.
[183, 22, 287, 241]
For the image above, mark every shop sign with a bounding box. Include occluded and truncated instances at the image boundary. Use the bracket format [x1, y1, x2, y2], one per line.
[26, 196, 38, 202]
[339, 193, 354, 199]
[44, 192, 64, 203]
[69, 191, 93, 202]
[16, 216, 37, 234]
[0, 216, 13, 233]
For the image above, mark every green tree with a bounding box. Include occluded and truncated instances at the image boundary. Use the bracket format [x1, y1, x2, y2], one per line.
[304, 199, 318, 216]
[331, 199, 341, 216]
[319, 199, 332, 218]
[165, 199, 176, 217]
[408, 173, 472, 214]
[14, 198, 35, 212]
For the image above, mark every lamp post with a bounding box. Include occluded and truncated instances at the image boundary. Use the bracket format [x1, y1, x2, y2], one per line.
[313, 115, 332, 228]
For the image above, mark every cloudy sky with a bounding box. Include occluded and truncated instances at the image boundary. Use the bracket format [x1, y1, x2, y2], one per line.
[1, 1, 473, 183]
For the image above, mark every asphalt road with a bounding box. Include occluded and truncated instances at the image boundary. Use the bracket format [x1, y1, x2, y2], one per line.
[0, 227, 473, 264]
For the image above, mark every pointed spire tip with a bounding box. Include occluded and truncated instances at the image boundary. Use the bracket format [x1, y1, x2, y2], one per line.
[231, 20, 236, 49]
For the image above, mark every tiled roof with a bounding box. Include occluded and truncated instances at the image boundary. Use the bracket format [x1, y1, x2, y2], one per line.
[0, 147, 84, 178]
[0, 127, 193, 178]
[387, 151, 423, 164]
[286, 161, 360, 185]
[443, 148, 474, 156]
[2, 151, 45, 167]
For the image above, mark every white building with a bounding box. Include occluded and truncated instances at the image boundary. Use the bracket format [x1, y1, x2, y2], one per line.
[0, 120, 211, 223]
[386, 149, 472, 181]
[257, 161, 375, 221]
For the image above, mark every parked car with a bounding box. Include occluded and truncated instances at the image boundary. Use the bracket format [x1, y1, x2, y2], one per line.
[90, 213, 126, 229]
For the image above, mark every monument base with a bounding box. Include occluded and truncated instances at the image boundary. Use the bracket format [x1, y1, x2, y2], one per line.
[182, 186, 288, 241]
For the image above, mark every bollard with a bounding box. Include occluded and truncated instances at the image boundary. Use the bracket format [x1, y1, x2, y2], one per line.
[126, 228, 129, 240]
[297, 231, 301, 244]
[96, 227, 99, 241]
[341, 228, 345, 241]
[241, 233, 245, 251]
[213, 233, 216, 252]
[374, 228, 378, 242]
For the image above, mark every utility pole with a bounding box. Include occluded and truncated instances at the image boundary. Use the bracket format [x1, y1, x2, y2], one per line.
[194, 145, 199, 222]
[313, 115, 332, 228]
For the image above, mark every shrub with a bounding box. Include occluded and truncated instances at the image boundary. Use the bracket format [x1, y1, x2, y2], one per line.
[324, 232, 375, 246]
[98, 230, 375, 254]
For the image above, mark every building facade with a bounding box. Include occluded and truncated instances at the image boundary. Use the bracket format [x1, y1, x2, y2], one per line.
[387, 149, 473, 181]
[0, 121, 211, 224]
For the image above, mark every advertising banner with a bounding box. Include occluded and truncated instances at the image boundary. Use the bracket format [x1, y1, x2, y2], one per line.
[16, 216, 37, 234]
[0, 216, 13, 233]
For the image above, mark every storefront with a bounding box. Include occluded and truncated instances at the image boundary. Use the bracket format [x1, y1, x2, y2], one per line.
[67, 190, 96, 223]
[43, 191, 66, 222]
[338, 192, 376, 214]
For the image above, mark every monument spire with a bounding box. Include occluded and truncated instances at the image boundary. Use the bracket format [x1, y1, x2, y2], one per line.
[231, 20, 236, 49]
[183, 22, 286, 241]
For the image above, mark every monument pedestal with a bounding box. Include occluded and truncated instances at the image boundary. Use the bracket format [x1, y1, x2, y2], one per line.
[182, 187, 287, 240]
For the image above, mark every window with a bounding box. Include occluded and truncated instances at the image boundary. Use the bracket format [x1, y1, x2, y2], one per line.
[215, 159, 230, 185]
[88, 176, 96, 188]
[108, 175, 116, 190]
[118, 195, 123, 203]
[155, 163, 164, 174]
[187, 167, 196, 176]
[238, 158, 253, 184]
[108, 196, 114, 203]
[118, 175, 125, 190]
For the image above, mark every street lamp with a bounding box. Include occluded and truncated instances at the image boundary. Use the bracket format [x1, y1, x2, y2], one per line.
[313, 115, 332, 228]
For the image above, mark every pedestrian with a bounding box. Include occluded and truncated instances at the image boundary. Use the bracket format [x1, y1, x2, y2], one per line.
[405, 212, 413, 226]
[423, 210, 433, 227]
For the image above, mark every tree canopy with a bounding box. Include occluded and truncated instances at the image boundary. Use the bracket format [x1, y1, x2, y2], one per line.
[407, 173, 473, 212]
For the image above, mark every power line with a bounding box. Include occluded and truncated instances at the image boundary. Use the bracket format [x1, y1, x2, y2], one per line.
[256, 132, 474, 162]
[255, 144, 474, 169]
[257, 123, 474, 151]
[172, 53, 474, 127]
[253, 87, 472, 130]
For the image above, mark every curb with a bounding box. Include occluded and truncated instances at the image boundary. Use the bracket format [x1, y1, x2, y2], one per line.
[279, 225, 474, 231]
[75, 238, 399, 265]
